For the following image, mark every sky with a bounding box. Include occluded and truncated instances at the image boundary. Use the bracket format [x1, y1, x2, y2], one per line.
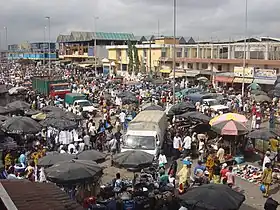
[0, 0, 279, 45]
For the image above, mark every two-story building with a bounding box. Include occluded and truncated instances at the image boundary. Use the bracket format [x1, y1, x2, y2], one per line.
[57, 31, 136, 63]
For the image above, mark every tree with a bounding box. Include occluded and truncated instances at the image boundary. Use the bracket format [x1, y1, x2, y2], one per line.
[140, 56, 146, 74]
[133, 45, 140, 75]
[127, 40, 134, 75]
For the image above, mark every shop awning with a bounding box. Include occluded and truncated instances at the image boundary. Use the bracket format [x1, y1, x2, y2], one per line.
[253, 78, 275, 85]
[215, 76, 234, 83]
[169, 72, 186, 78]
[160, 68, 171, 73]
[233, 77, 253, 84]
[185, 70, 200, 77]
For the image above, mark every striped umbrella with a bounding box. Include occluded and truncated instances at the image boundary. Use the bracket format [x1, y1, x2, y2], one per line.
[209, 113, 247, 126]
[211, 120, 248, 136]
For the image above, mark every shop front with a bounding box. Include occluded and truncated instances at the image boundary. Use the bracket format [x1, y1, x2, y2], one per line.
[233, 67, 254, 90]
[253, 69, 277, 91]
[214, 72, 234, 87]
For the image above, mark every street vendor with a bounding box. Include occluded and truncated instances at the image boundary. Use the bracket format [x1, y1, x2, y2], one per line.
[206, 151, 215, 180]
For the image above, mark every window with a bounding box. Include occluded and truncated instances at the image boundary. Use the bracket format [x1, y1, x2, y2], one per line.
[177, 48, 182, 58]
[161, 48, 167, 57]
[218, 65, 222, 71]
[202, 63, 208, 69]
[143, 49, 147, 58]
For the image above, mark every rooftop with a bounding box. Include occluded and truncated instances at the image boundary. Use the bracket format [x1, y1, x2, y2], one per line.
[57, 31, 136, 42]
[0, 180, 83, 210]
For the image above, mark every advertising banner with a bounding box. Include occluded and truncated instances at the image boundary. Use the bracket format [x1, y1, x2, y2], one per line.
[254, 69, 277, 80]
[234, 66, 254, 77]
[88, 46, 94, 56]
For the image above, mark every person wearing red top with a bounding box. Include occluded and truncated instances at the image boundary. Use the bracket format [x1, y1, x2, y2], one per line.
[251, 105, 257, 115]
[220, 163, 229, 183]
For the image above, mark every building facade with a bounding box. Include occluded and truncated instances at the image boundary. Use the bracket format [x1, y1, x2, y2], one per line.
[8, 42, 57, 61]
[57, 31, 136, 62]
[107, 36, 280, 85]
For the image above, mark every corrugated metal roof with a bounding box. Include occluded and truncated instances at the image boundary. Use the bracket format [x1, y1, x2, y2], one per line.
[57, 31, 136, 42]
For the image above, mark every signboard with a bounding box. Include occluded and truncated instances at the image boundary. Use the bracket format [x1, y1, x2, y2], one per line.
[234, 66, 254, 77]
[254, 69, 277, 80]
[103, 66, 109, 75]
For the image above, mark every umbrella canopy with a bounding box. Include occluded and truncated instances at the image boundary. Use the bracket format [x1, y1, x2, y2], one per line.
[168, 102, 195, 116]
[248, 82, 261, 90]
[113, 150, 154, 169]
[142, 104, 164, 111]
[38, 153, 75, 167]
[247, 128, 276, 140]
[122, 96, 138, 105]
[251, 90, 267, 96]
[40, 118, 78, 130]
[45, 159, 103, 184]
[178, 184, 245, 210]
[251, 94, 271, 103]
[77, 150, 107, 163]
[0, 106, 10, 115]
[118, 91, 135, 98]
[2, 116, 42, 134]
[209, 113, 247, 126]
[0, 115, 8, 122]
[6, 100, 30, 111]
[0, 136, 18, 150]
[212, 120, 248, 136]
[46, 110, 82, 121]
[177, 111, 210, 122]
[196, 76, 208, 82]
[41, 105, 63, 112]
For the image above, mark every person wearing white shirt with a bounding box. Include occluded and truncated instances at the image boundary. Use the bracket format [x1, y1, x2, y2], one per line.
[68, 143, 77, 154]
[158, 150, 167, 166]
[263, 151, 271, 171]
[119, 111, 126, 130]
[173, 133, 182, 159]
[183, 135, 192, 157]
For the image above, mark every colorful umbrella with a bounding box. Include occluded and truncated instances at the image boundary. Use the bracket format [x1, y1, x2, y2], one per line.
[211, 120, 248, 136]
[209, 113, 247, 126]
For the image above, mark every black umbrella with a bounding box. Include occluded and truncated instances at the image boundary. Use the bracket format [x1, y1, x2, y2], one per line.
[178, 184, 245, 210]
[45, 159, 103, 184]
[38, 153, 75, 167]
[247, 128, 276, 140]
[40, 118, 78, 130]
[41, 105, 63, 112]
[0, 106, 10, 115]
[1, 116, 42, 134]
[0, 136, 18, 150]
[113, 150, 154, 169]
[77, 150, 107, 163]
[122, 96, 138, 105]
[0, 115, 8, 122]
[118, 91, 135, 98]
[177, 111, 210, 122]
[46, 110, 82, 121]
[168, 102, 195, 116]
[6, 100, 30, 111]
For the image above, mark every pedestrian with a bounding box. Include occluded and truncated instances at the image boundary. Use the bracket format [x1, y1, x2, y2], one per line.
[173, 133, 182, 159]
[263, 151, 271, 172]
[225, 166, 235, 188]
[261, 163, 273, 198]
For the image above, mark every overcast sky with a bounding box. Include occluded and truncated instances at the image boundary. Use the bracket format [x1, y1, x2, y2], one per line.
[0, 0, 279, 45]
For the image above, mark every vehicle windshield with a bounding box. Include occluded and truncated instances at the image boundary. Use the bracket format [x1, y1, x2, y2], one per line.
[52, 84, 70, 91]
[207, 100, 219, 106]
[78, 101, 92, 107]
[124, 135, 155, 150]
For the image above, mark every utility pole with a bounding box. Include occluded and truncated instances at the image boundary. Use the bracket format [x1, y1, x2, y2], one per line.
[43, 26, 47, 66]
[45, 17, 51, 76]
[172, 0, 177, 104]
[241, 0, 248, 97]
[94, 16, 99, 75]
